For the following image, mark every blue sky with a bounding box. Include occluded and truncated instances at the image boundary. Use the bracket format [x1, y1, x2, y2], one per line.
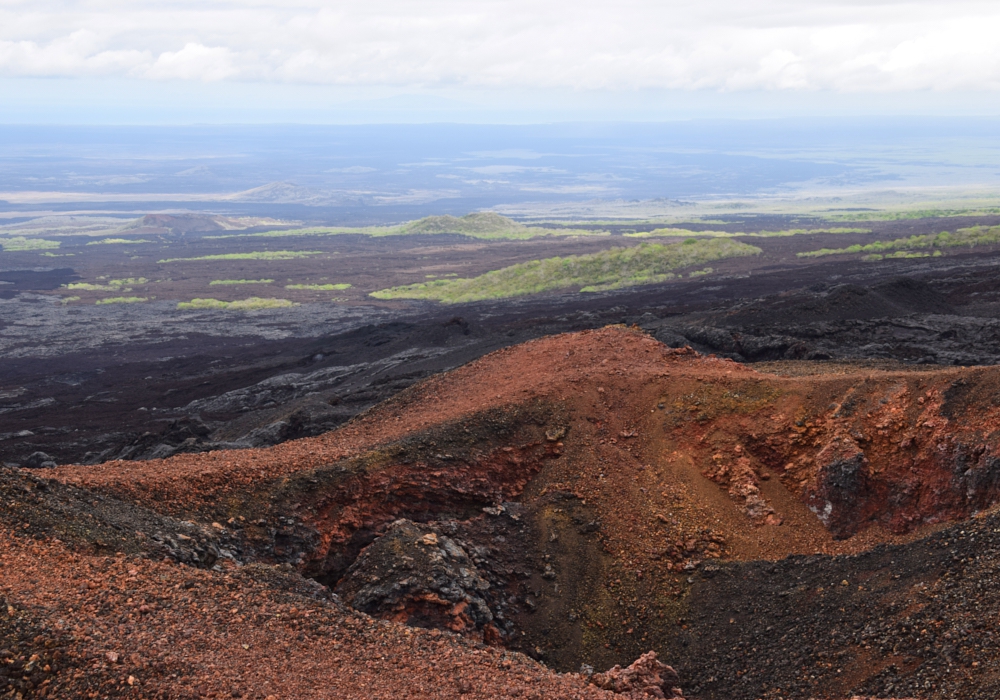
[4, 1, 1000, 123]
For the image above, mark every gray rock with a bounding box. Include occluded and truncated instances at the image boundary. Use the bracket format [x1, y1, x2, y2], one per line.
[654, 327, 691, 348]
[24, 451, 57, 469]
[335, 519, 495, 635]
[239, 420, 291, 448]
[143, 443, 178, 461]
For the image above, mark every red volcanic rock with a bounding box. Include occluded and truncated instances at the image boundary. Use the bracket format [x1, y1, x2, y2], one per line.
[807, 434, 872, 533]
[589, 651, 684, 699]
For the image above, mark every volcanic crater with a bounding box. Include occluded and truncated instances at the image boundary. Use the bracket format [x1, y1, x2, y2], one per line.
[6, 325, 1000, 697]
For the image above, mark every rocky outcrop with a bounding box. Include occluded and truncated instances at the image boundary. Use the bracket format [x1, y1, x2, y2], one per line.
[807, 435, 873, 536]
[23, 451, 57, 469]
[335, 519, 499, 640]
[81, 415, 242, 464]
[0, 467, 230, 569]
[590, 652, 685, 699]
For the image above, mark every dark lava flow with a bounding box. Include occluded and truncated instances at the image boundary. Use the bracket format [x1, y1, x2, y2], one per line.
[8, 244, 1000, 468]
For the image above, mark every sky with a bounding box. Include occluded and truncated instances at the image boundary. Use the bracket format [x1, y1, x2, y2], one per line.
[4, 0, 1000, 122]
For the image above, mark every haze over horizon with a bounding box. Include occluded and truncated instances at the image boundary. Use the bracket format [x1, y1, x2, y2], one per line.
[3, 119, 1000, 221]
[4, 3, 1000, 216]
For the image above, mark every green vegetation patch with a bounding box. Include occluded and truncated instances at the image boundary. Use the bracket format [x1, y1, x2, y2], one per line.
[396, 212, 589, 239]
[285, 283, 352, 291]
[109, 277, 148, 286]
[95, 297, 147, 305]
[371, 238, 761, 303]
[209, 279, 275, 285]
[0, 237, 60, 252]
[828, 208, 1000, 222]
[209, 212, 605, 241]
[87, 238, 152, 245]
[863, 251, 942, 262]
[626, 228, 729, 238]
[158, 251, 321, 263]
[626, 227, 870, 239]
[65, 277, 147, 292]
[66, 283, 116, 291]
[798, 225, 1000, 259]
[208, 227, 344, 239]
[177, 297, 298, 310]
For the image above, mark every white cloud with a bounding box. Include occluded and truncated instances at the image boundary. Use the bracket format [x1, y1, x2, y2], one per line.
[0, 1, 999, 91]
[141, 43, 240, 81]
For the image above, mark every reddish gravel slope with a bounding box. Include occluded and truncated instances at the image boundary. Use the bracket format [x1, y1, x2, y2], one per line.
[0, 524, 619, 699]
[52, 325, 1000, 559]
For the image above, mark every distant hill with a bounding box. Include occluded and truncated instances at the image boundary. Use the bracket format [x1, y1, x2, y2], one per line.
[391, 212, 602, 240]
[204, 211, 605, 241]
[400, 212, 526, 235]
[120, 214, 228, 235]
[119, 213, 291, 236]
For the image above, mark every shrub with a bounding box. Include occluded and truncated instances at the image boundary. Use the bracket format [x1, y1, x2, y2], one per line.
[284, 283, 352, 290]
[176, 297, 297, 310]
[87, 238, 151, 245]
[159, 251, 321, 263]
[95, 297, 147, 305]
[625, 227, 870, 239]
[65, 277, 147, 292]
[0, 237, 59, 251]
[209, 279, 274, 285]
[799, 226, 1000, 259]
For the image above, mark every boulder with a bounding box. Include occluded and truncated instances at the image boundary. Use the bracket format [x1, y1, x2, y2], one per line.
[335, 519, 497, 641]
[589, 651, 685, 699]
[24, 451, 57, 469]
